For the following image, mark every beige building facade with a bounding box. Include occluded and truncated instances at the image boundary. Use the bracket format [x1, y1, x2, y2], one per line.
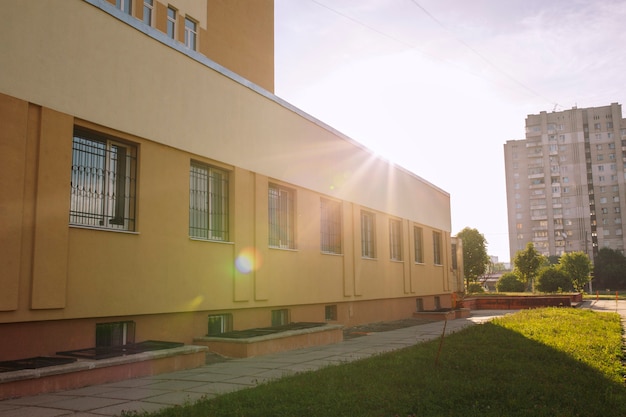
[504, 103, 626, 261]
[0, 0, 462, 362]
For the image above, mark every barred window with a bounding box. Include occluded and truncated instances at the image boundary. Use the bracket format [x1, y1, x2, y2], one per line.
[389, 219, 403, 261]
[451, 243, 458, 270]
[433, 231, 443, 265]
[414, 226, 424, 263]
[189, 162, 229, 241]
[320, 198, 342, 254]
[269, 183, 295, 249]
[70, 129, 137, 231]
[361, 210, 376, 258]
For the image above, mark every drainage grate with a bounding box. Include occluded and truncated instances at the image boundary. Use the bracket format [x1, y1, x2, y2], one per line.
[57, 340, 184, 360]
[0, 356, 77, 373]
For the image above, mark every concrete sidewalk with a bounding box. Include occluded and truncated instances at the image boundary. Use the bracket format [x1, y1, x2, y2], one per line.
[0, 310, 516, 417]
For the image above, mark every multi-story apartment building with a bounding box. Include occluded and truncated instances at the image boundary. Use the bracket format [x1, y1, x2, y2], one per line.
[504, 103, 626, 261]
[0, 0, 463, 382]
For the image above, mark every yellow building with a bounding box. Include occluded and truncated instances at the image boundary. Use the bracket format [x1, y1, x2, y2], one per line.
[0, 0, 462, 363]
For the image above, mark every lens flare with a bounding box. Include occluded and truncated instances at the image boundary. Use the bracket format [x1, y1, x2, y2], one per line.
[187, 295, 204, 310]
[235, 247, 261, 274]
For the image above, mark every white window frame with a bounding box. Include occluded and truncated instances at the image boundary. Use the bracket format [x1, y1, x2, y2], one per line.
[167, 6, 177, 39]
[142, 0, 153, 26]
[184, 16, 197, 50]
[116, 0, 132, 14]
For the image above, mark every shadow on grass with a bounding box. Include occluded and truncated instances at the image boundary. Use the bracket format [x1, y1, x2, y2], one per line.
[138, 323, 626, 417]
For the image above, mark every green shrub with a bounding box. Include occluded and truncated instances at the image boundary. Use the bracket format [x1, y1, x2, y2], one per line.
[536, 266, 573, 293]
[467, 282, 485, 293]
[496, 272, 525, 292]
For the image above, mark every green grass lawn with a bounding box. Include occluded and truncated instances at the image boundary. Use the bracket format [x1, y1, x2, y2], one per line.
[125, 308, 625, 417]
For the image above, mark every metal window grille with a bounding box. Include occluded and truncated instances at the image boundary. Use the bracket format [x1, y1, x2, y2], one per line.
[70, 131, 137, 231]
[361, 211, 376, 258]
[184, 17, 197, 50]
[414, 226, 424, 263]
[189, 163, 229, 241]
[320, 198, 342, 254]
[451, 243, 458, 270]
[268, 184, 295, 249]
[433, 231, 442, 265]
[389, 219, 403, 261]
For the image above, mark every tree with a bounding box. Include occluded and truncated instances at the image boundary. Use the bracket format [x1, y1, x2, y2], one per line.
[536, 266, 572, 293]
[558, 251, 593, 292]
[547, 255, 560, 265]
[513, 242, 545, 292]
[594, 248, 626, 290]
[497, 272, 525, 292]
[456, 227, 490, 290]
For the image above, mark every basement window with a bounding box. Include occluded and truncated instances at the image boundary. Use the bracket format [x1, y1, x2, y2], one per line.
[271, 309, 290, 326]
[325, 305, 337, 321]
[434, 296, 441, 310]
[96, 321, 135, 348]
[416, 298, 424, 312]
[208, 314, 233, 336]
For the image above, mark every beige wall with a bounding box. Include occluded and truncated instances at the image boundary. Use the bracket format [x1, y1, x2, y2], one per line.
[0, 1, 455, 359]
[0, 92, 453, 323]
[0, 0, 449, 233]
[108, 0, 273, 92]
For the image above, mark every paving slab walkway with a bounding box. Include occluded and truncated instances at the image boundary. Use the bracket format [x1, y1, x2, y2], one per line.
[0, 303, 619, 417]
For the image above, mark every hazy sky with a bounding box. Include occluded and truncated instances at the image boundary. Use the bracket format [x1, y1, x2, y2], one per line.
[274, 0, 626, 262]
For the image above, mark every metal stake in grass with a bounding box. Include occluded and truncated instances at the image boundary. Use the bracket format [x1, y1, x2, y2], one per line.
[435, 318, 448, 367]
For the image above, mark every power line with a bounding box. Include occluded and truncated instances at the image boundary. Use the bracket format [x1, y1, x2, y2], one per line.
[408, 0, 558, 106]
[307, 0, 558, 106]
